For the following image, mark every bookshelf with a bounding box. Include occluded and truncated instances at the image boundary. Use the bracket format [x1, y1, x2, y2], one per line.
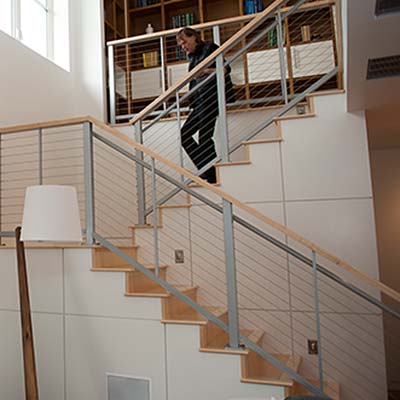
[104, 0, 338, 120]
[104, 0, 126, 41]
[105, 0, 273, 39]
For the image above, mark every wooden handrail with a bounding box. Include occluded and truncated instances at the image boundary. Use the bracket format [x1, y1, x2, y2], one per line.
[0, 114, 398, 304]
[86, 116, 400, 303]
[0, 116, 90, 134]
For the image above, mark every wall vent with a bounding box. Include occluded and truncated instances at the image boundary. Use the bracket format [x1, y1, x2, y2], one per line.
[366, 55, 400, 79]
[107, 374, 150, 400]
[375, 0, 400, 16]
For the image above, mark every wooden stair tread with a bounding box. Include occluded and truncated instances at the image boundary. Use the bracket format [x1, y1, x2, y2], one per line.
[200, 328, 264, 354]
[162, 306, 226, 325]
[242, 138, 283, 145]
[125, 285, 197, 298]
[92, 264, 168, 272]
[92, 267, 135, 272]
[94, 245, 138, 250]
[245, 328, 264, 344]
[241, 376, 293, 387]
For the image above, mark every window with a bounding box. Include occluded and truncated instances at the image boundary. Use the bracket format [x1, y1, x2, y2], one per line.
[0, 0, 69, 70]
[0, 0, 12, 36]
[20, 0, 50, 58]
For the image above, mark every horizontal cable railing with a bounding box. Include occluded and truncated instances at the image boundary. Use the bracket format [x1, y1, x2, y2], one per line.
[106, 0, 341, 224]
[1, 116, 399, 400]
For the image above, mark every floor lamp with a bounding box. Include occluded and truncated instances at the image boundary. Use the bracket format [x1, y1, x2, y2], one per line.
[17, 185, 82, 400]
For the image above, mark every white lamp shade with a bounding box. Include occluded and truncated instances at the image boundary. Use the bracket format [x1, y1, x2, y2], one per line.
[21, 185, 82, 242]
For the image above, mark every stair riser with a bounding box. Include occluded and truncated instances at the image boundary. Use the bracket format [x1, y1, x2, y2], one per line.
[93, 247, 138, 268]
[200, 312, 228, 348]
[125, 269, 167, 293]
[162, 287, 198, 319]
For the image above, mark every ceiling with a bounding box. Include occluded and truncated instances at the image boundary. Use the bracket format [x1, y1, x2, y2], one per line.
[345, 0, 400, 149]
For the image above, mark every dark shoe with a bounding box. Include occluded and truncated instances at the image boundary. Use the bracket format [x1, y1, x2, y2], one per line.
[200, 166, 217, 184]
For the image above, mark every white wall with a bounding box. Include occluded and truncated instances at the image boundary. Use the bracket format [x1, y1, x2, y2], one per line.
[0, 0, 105, 127]
[0, 248, 283, 400]
[370, 147, 400, 391]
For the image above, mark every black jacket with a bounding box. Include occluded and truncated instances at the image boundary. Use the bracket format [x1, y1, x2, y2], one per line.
[188, 41, 234, 110]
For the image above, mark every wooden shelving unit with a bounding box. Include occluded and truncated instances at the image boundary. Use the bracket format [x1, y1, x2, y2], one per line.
[104, 0, 339, 121]
[104, 0, 127, 41]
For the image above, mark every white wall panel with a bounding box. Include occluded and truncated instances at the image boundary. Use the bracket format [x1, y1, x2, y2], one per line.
[0, 311, 24, 400]
[64, 249, 162, 320]
[0, 250, 19, 310]
[26, 249, 64, 313]
[286, 198, 379, 280]
[166, 324, 284, 400]
[34, 313, 65, 400]
[219, 142, 283, 203]
[281, 93, 372, 200]
[66, 315, 166, 400]
[0, 311, 64, 400]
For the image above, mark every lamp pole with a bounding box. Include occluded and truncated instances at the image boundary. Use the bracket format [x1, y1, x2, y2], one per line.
[15, 226, 39, 400]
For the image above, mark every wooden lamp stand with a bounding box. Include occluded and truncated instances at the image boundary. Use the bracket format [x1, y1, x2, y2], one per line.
[15, 226, 39, 400]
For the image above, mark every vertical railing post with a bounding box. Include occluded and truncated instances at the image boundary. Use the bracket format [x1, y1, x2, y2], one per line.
[83, 121, 95, 244]
[160, 36, 167, 111]
[312, 250, 324, 392]
[0, 134, 2, 243]
[108, 44, 117, 124]
[176, 92, 185, 181]
[38, 128, 43, 185]
[135, 121, 146, 225]
[223, 200, 241, 349]
[150, 157, 159, 277]
[213, 25, 230, 162]
[276, 10, 288, 104]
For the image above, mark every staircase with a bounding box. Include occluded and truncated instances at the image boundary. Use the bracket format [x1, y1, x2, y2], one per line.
[87, 89, 382, 400]
[91, 244, 340, 399]
[0, 91, 397, 399]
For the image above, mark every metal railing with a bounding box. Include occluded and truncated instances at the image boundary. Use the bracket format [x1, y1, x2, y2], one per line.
[107, 0, 341, 123]
[1, 116, 399, 400]
[107, 0, 341, 224]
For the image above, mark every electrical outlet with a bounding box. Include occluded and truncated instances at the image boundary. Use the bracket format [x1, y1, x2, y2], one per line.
[174, 249, 184, 264]
[308, 339, 318, 355]
[296, 104, 306, 115]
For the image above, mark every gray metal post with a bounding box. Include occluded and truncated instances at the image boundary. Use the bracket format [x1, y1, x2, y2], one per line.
[176, 92, 185, 182]
[213, 25, 229, 162]
[83, 121, 95, 244]
[38, 128, 43, 185]
[223, 200, 240, 349]
[160, 37, 167, 111]
[150, 157, 159, 276]
[135, 121, 146, 225]
[276, 10, 288, 104]
[0, 136, 2, 245]
[312, 250, 324, 392]
[108, 45, 116, 124]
